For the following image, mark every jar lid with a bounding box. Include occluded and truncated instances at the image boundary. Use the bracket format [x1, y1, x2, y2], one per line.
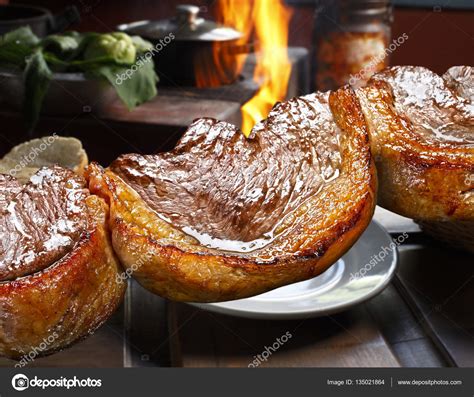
[314, 0, 392, 25]
[117, 4, 243, 42]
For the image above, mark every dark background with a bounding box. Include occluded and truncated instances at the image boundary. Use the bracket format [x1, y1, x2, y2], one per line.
[0, 1, 472, 162]
[6, 0, 473, 74]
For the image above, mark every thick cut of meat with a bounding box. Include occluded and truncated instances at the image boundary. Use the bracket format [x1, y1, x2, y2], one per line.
[443, 66, 474, 102]
[0, 167, 88, 281]
[109, 92, 343, 252]
[0, 175, 21, 210]
[0, 166, 126, 359]
[87, 86, 376, 302]
[356, 66, 474, 222]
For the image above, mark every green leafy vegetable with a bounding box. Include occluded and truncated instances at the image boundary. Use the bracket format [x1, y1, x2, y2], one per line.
[130, 35, 154, 53]
[40, 32, 83, 59]
[0, 28, 158, 130]
[84, 32, 136, 65]
[1, 26, 39, 46]
[92, 59, 158, 109]
[0, 41, 32, 67]
[0, 26, 38, 67]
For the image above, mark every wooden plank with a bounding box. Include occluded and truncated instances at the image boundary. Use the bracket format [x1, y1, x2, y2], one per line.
[391, 338, 447, 368]
[159, 79, 259, 103]
[169, 301, 400, 368]
[366, 285, 447, 367]
[97, 95, 242, 129]
[123, 280, 170, 367]
[395, 244, 474, 367]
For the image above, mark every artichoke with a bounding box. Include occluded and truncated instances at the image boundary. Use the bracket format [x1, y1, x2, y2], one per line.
[84, 32, 136, 64]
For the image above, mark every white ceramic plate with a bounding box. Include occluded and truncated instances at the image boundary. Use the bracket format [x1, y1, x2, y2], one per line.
[189, 221, 398, 320]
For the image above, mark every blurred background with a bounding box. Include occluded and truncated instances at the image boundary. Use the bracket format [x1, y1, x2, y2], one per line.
[0, 0, 472, 163]
[4, 0, 471, 72]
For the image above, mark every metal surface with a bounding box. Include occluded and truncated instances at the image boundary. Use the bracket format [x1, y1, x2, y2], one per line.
[0, 70, 117, 116]
[117, 5, 242, 42]
[117, 5, 249, 87]
[0, 4, 80, 37]
[395, 244, 474, 367]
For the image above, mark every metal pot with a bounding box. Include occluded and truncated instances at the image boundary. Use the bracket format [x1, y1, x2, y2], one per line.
[0, 69, 117, 116]
[0, 4, 80, 37]
[117, 4, 252, 87]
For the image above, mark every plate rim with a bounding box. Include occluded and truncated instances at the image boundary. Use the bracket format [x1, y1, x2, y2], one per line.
[188, 220, 398, 320]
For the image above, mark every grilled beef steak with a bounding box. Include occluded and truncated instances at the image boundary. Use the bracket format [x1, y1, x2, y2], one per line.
[356, 66, 474, 221]
[0, 167, 88, 281]
[109, 94, 343, 249]
[0, 166, 126, 359]
[443, 66, 474, 102]
[87, 86, 376, 302]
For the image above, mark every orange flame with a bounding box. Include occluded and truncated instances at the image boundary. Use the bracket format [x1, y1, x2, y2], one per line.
[214, 0, 254, 75]
[241, 0, 293, 136]
[195, 0, 253, 88]
[198, 0, 293, 136]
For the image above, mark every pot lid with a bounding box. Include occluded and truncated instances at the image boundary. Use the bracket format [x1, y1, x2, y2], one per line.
[117, 4, 242, 42]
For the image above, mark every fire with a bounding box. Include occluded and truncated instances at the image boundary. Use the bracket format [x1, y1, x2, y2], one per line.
[214, 0, 253, 76]
[195, 1, 253, 88]
[210, 0, 293, 136]
[241, 0, 293, 136]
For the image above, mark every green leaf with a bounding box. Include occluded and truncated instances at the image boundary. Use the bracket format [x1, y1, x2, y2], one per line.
[83, 33, 136, 65]
[1, 29, 159, 130]
[0, 27, 38, 68]
[68, 55, 116, 66]
[130, 35, 153, 53]
[90, 58, 158, 110]
[40, 31, 82, 59]
[41, 32, 101, 65]
[0, 40, 32, 67]
[1, 26, 39, 46]
[23, 50, 53, 131]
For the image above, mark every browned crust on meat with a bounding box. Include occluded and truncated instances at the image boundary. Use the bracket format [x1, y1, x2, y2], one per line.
[357, 79, 474, 221]
[86, 87, 376, 302]
[0, 195, 126, 360]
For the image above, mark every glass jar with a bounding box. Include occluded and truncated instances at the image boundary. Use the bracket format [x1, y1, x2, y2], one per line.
[312, 0, 393, 91]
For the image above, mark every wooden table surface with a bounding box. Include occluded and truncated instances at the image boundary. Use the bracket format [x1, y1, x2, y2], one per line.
[0, 207, 471, 368]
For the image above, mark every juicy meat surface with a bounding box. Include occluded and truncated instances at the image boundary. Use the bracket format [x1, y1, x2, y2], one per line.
[355, 65, 474, 224]
[87, 86, 375, 301]
[368, 66, 474, 147]
[110, 92, 342, 249]
[0, 166, 89, 281]
[443, 66, 474, 102]
[0, 175, 21, 209]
